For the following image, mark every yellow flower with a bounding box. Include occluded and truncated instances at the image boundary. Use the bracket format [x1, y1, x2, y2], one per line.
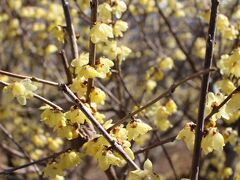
[95, 147, 124, 170]
[83, 135, 109, 157]
[56, 125, 79, 140]
[110, 125, 128, 141]
[113, 20, 128, 37]
[90, 23, 113, 43]
[205, 92, 229, 122]
[98, 3, 112, 21]
[176, 122, 196, 151]
[112, 0, 127, 19]
[59, 151, 81, 169]
[146, 79, 157, 93]
[65, 106, 88, 124]
[217, 14, 229, 30]
[70, 77, 87, 98]
[217, 48, 240, 77]
[77, 65, 100, 79]
[103, 40, 121, 60]
[127, 159, 163, 180]
[32, 134, 47, 147]
[48, 137, 63, 152]
[226, 93, 240, 114]
[216, 79, 235, 95]
[127, 119, 152, 140]
[45, 44, 58, 54]
[89, 87, 106, 105]
[8, 0, 22, 10]
[51, 25, 65, 43]
[95, 57, 114, 78]
[165, 99, 177, 114]
[193, 38, 206, 59]
[94, 112, 105, 124]
[43, 162, 64, 178]
[158, 57, 174, 70]
[71, 52, 89, 74]
[41, 107, 66, 128]
[201, 127, 225, 155]
[156, 119, 172, 131]
[118, 45, 132, 61]
[223, 127, 237, 145]
[222, 26, 238, 40]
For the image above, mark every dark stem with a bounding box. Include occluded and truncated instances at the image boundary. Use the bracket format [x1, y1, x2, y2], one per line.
[61, 0, 79, 59]
[86, 0, 98, 102]
[162, 145, 178, 180]
[190, 1, 219, 179]
[59, 50, 73, 84]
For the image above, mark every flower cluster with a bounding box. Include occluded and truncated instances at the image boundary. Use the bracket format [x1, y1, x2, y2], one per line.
[145, 57, 174, 93]
[41, 104, 98, 140]
[70, 52, 112, 102]
[201, 12, 238, 40]
[43, 151, 81, 179]
[147, 99, 177, 131]
[217, 48, 240, 78]
[204, 92, 229, 124]
[83, 119, 151, 170]
[177, 123, 225, 155]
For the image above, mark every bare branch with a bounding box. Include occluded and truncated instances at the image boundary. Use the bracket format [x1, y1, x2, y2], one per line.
[61, 0, 79, 59]
[108, 68, 216, 131]
[59, 50, 73, 84]
[191, 1, 219, 179]
[86, 0, 98, 102]
[0, 70, 59, 87]
[134, 135, 176, 154]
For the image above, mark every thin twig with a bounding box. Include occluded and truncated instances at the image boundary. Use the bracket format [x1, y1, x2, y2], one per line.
[161, 145, 178, 180]
[0, 143, 24, 158]
[95, 80, 121, 105]
[86, 0, 98, 102]
[0, 70, 59, 87]
[108, 68, 215, 131]
[155, 0, 197, 73]
[74, 0, 91, 24]
[33, 94, 63, 111]
[59, 50, 73, 84]
[134, 135, 176, 154]
[190, 1, 219, 179]
[60, 84, 140, 170]
[0, 148, 70, 175]
[61, 0, 79, 59]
